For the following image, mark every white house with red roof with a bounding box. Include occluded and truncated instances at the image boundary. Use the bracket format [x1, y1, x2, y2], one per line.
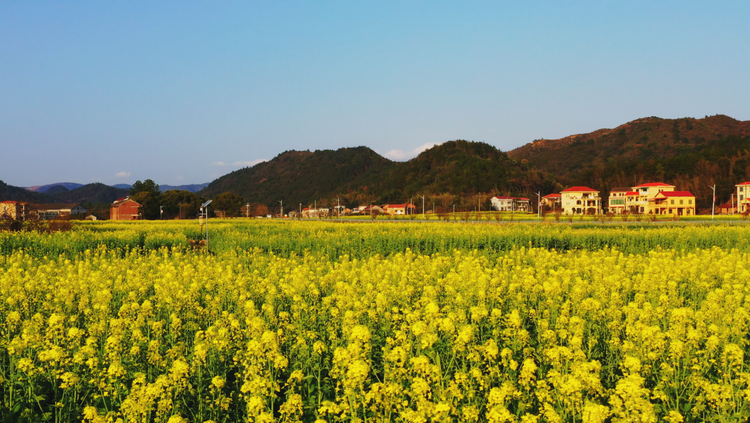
[561, 186, 601, 215]
[737, 182, 750, 213]
[491, 196, 530, 212]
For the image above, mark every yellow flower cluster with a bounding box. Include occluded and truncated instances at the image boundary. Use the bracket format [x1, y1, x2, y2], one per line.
[1, 222, 750, 422]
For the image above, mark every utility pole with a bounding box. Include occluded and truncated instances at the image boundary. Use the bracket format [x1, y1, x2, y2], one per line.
[710, 184, 716, 220]
[421, 195, 425, 217]
[160, 205, 163, 220]
[337, 197, 340, 221]
[246, 203, 250, 218]
[299, 203, 302, 219]
[537, 192, 541, 220]
[279, 200, 283, 218]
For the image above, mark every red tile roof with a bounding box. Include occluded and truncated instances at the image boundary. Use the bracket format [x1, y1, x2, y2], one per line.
[659, 191, 695, 197]
[626, 191, 639, 196]
[562, 186, 598, 192]
[542, 193, 561, 198]
[737, 182, 750, 186]
[633, 182, 674, 188]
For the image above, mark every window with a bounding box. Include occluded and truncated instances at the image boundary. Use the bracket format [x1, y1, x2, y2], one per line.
[671, 199, 674, 205]
[680, 199, 684, 205]
[689, 199, 692, 204]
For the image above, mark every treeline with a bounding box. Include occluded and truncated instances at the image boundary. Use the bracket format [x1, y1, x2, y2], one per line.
[127, 180, 268, 219]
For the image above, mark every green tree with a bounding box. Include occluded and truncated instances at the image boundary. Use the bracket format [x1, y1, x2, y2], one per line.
[129, 179, 161, 196]
[212, 192, 244, 217]
[131, 192, 160, 219]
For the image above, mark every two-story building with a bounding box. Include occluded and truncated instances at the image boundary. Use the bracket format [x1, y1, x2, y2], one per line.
[491, 196, 530, 212]
[652, 191, 696, 216]
[540, 193, 561, 212]
[110, 197, 141, 220]
[561, 186, 601, 215]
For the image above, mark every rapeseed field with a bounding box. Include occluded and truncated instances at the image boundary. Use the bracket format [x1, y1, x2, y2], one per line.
[1, 220, 749, 422]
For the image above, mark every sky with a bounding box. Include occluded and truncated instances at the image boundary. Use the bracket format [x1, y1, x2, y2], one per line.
[1, 1, 749, 187]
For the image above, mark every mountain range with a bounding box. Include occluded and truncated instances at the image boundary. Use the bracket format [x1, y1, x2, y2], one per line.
[2, 115, 749, 212]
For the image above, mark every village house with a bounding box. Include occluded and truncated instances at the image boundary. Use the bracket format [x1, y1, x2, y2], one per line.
[34, 203, 87, 219]
[0, 201, 29, 220]
[607, 187, 632, 214]
[540, 193, 561, 212]
[736, 182, 750, 213]
[561, 186, 601, 215]
[384, 203, 416, 215]
[110, 197, 141, 220]
[490, 196, 514, 211]
[630, 182, 675, 214]
[651, 191, 696, 216]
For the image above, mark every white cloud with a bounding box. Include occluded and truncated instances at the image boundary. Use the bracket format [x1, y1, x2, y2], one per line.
[380, 142, 441, 161]
[115, 171, 131, 178]
[211, 159, 266, 168]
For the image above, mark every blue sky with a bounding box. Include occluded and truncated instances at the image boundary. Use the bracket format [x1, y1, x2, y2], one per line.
[2, 1, 748, 187]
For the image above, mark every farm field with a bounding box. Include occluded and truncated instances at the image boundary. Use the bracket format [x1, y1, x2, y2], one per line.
[1, 220, 750, 422]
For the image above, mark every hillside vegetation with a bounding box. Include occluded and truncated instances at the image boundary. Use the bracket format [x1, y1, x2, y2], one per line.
[508, 115, 750, 208]
[200, 141, 554, 208]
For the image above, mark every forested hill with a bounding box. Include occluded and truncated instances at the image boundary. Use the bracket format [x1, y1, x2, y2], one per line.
[377, 140, 557, 201]
[50, 183, 130, 204]
[200, 147, 397, 207]
[507, 115, 750, 208]
[200, 141, 554, 207]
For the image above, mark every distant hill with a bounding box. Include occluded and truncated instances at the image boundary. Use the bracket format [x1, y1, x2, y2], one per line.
[26, 182, 84, 193]
[44, 185, 70, 195]
[200, 141, 555, 209]
[507, 115, 750, 208]
[0, 181, 53, 203]
[201, 146, 397, 207]
[49, 183, 130, 204]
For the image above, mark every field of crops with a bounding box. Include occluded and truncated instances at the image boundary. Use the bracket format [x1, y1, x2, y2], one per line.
[2, 220, 750, 422]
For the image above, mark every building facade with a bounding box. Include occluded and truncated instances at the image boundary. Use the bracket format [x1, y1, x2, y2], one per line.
[110, 197, 141, 220]
[490, 196, 529, 212]
[652, 191, 696, 216]
[540, 194, 561, 212]
[34, 203, 86, 219]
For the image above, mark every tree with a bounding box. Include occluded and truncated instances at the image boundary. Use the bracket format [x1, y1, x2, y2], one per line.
[130, 179, 161, 196]
[131, 192, 160, 219]
[160, 190, 204, 219]
[212, 192, 244, 217]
